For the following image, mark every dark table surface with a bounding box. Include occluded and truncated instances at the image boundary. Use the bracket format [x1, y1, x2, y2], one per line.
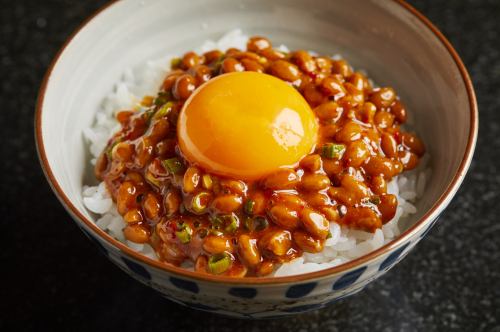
[1, 0, 499, 331]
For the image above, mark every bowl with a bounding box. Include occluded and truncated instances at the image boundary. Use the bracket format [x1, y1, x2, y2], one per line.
[36, 0, 477, 318]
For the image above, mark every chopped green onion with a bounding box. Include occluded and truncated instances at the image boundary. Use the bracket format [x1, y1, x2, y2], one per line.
[213, 55, 226, 72]
[145, 171, 161, 188]
[170, 57, 182, 69]
[224, 214, 240, 234]
[326, 231, 332, 239]
[191, 192, 211, 213]
[244, 199, 255, 215]
[154, 91, 172, 106]
[321, 143, 346, 159]
[245, 216, 269, 232]
[208, 229, 223, 236]
[208, 253, 232, 274]
[244, 217, 253, 231]
[253, 216, 269, 231]
[211, 214, 240, 233]
[202, 174, 213, 190]
[176, 229, 191, 244]
[210, 216, 223, 228]
[106, 139, 122, 159]
[215, 55, 225, 66]
[369, 195, 381, 205]
[162, 157, 185, 175]
[175, 223, 193, 244]
[142, 107, 156, 122]
[153, 101, 174, 120]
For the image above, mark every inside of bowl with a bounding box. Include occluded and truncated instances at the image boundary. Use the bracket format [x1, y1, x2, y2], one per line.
[40, 0, 472, 233]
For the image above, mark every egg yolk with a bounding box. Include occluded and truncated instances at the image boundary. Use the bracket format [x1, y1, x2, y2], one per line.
[177, 72, 318, 180]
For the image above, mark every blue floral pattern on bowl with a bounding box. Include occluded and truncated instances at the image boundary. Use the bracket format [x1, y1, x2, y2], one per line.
[79, 221, 423, 318]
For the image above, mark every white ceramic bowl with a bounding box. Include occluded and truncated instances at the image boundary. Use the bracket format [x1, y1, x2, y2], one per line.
[36, 0, 477, 318]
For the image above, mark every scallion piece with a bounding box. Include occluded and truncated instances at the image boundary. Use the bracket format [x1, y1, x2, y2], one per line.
[153, 101, 173, 120]
[245, 216, 268, 232]
[210, 216, 223, 228]
[244, 217, 253, 231]
[106, 139, 121, 159]
[213, 55, 226, 69]
[326, 231, 332, 239]
[162, 157, 185, 175]
[208, 229, 223, 236]
[224, 214, 240, 234]
[154, 91, 171, 106]
[191, 192, 211, 213]
[170, 57, 182, 69]
[175, 223, 193, 244]
[244, 199, 255, 215]
[145, 171, 161, 188]
[142, 107, 156, 122]
[208, 253, 232, 274]
[321, 143, 346, 159]
[179, 203, 186, 214]
[369, 195, 381, 205]
[253, 216, 269, 231]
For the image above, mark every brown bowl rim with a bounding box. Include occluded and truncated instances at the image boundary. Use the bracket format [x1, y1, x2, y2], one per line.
[35, 0, 478, 285]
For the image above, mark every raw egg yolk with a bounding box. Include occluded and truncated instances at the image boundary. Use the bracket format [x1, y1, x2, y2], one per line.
[177, 71, 318, 180]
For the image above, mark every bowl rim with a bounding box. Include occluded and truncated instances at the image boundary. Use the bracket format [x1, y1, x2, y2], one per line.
[35, 0, 478, 285]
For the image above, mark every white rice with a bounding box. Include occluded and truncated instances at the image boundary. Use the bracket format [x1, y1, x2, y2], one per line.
[82, 30, 430, 277]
